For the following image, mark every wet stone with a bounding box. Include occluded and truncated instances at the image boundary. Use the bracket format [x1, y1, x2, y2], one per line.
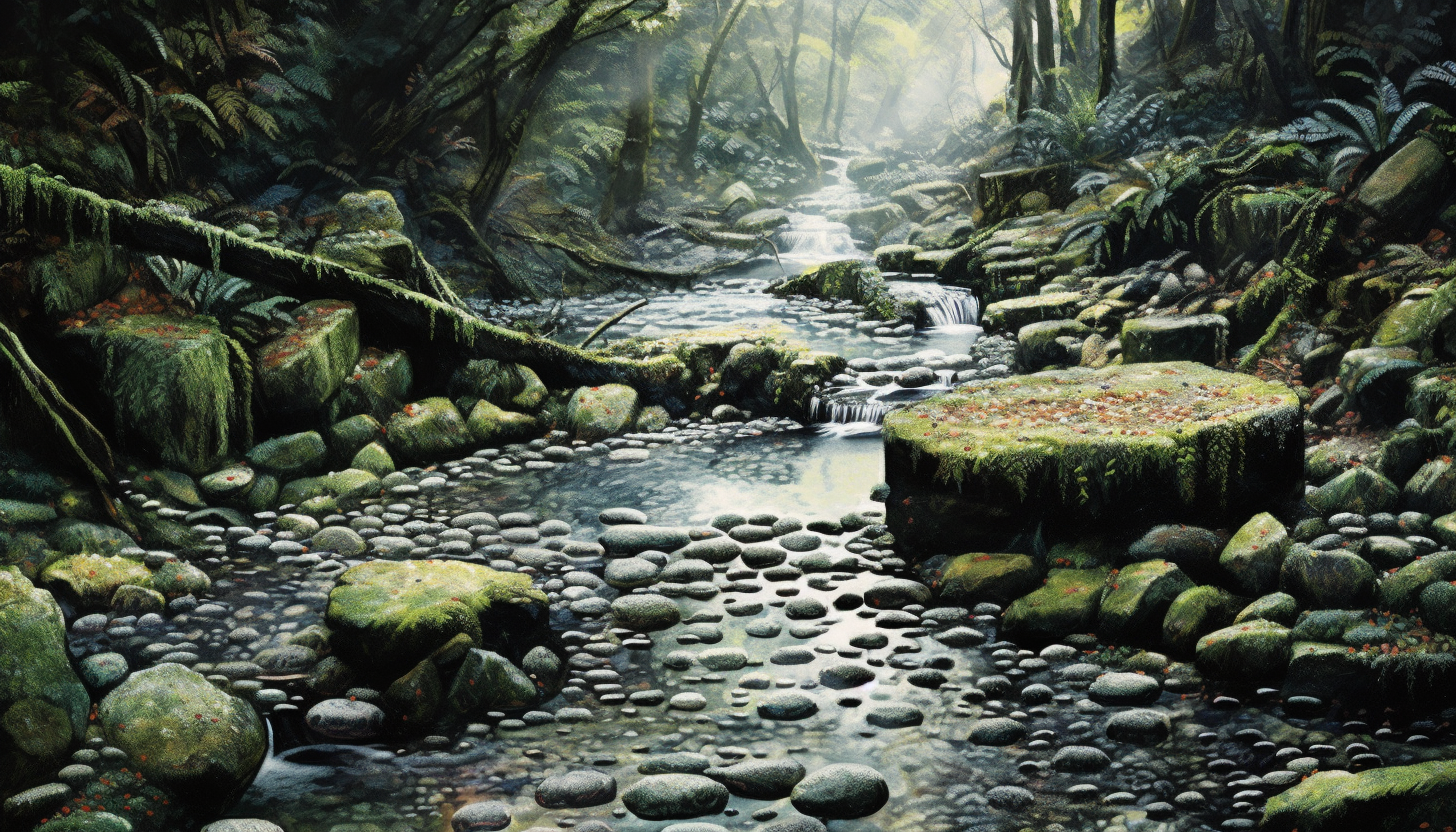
[757, 691, 819, 720]
[536, 769, 619, 809]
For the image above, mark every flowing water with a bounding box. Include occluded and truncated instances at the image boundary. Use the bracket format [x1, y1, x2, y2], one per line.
[213, 161, 1377, 832]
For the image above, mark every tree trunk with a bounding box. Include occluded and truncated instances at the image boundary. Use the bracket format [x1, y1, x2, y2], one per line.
[1075, 0, 1097, 65]
[1172, 0, 1217, 54]
[819, 0, 841, 133]
[1010, 0, 1036, 119]
[0, 166, 694, 408]
[1280, 0, 1326, 81]
[1096, 0, 1117, 101]
[869, 81, 907, 137]
[780, 0, 820, 175]
[1218, 0, 1298, 117]
[602, 36, 659, 226]
[1034, 0, 1058, 109]
[1057, 0, 1078, 64]
[832, 0, 873, 143]
[677, 0, 753, 171]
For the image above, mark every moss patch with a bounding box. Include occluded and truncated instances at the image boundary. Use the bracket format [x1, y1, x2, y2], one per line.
[1001, 568, 1109, 643]
[931, 553, 1044, 605]
[1263, 760, 1456, 832]
[254, 300, 360, 420]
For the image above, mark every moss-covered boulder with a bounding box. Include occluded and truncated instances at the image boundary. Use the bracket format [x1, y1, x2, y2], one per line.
[982, 292, 1085, 333]
[1401, 458, 1456, 516]
[337, 348, 412, 422]
[1262, 760, 1456, 832]
[1353, 134, 1453, 226]
[335, 190, 405, 233]
[59, 314, 250, 474]
[385, 398, 472, 463]
[278, 468, 381, 506]
[875, 244, 923, 272]
[1219, 513, 1289, 596]
[47, 519, 136, 556]
[244, 431, 328, 478]
[1017, 319, 1090, 369]
[1407, 368, 1456, 426]
[314, 231, 417, 278]
[151, 559, 211, 599]
[734, 208, 791, 233]
[885, 363, 1302, 554]
[567, 384, 639, 442]
[467, 400, 539, 445]
[1337, 346, 1424, 425]
[349, 442, 395, 477]
[930, 553, 1043, 605]
[1305, 466, 1400, 517]
[325, 560, 546, 679]
[1098, 560, 1194, 644]
[1127, 524, 1228, 581]
[1420, 580, 1456, 634]
[1282, 640, 1372, 701]
[254, 300, 360, 421]
[1379, 552, 1456, 613]
[0, 500, 56, 526]
[0, 568, 88, 802]
[1120, 315, 1228, 365]
[1194, 619, 1292, 682]
[1162, 585, 1242, 655]
[1280, 546, 1375, 609]
[1234, 591, 1299, 626]
[448, 359, 548, 412]
[770, 260, 895, 319]
[446, 648, 539, 713]
[327, 414, 385, 464]
[1001, 568, 1108, 643]
[98, 663, 265, 816]
[42, 554, 151, 609]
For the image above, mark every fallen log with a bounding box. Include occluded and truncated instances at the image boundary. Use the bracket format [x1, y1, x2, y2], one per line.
[0, 165, 693, 409]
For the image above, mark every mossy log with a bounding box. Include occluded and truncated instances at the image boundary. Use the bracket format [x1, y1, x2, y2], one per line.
[883, 362, 1302, 556]
[0, 165, 692, 409]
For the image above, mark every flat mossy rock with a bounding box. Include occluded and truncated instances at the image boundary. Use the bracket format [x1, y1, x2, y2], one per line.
[325, 560, 546, 679]
[59, 314, 249, 474]
[1194, 619, 1292, 682]
[1219, 513, 1289, 596]
[1162, 585, 1243, 655]
[278, 468, 381, 506]
[448, 359, 547, 412]
[335, 190, 405, 233]
[1097, 560, 1194, 645]
[1235, 591, 1299, 626]
[931, 553, 1043, 605]
[1283, 640, 1373, 702]
[1000, 568, 1109, 643]
[1401, 458, 1456, 516]
[385, 398, 472, 463]
[245, 431, 328, 478]
[1353, 134, 1453, 226]
[254, 301, 360, 421]
[885, 363, 1302, 554]
[875, 244, 923, 272]
[47, 519, 136, 556]
[982, 292, 1085, 333]
[99, 663, 265, 816]
[338, 348, 413, 422]
[770, 260, 893, 316]
[467, 400, 538, 445]
[567, 384, 639, 442]
[0, 568, 88, 802]
[1306, 466, 1400, 516]
[1120, 314, 1228, 365]
[42, 554, 151, 608]
[1262, 760, 1456, 832]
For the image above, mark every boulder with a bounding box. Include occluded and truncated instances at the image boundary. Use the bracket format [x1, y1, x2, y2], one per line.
[874, 244, 923, 272]
[253, 301, 360, 421]
[328, 414, 386, 464]
[1120, 314, 1228, 365]
[838, 203, 907, 241]
[447, 649, 538, 713]
[770, 260, 895, 319]
[1097, 560, 1195, 644]
[1280, 546, 1375, 609]
[325, 560, 546, 679]
[931, 553, 1043, 605]
[1337, 346, 1424, 424]
[448, 359, 547, 412]
[1128, 524, 1228, 581]
[99, 663, 265, 816]
[622, 774, 730, 820]
[42, 554, 151, 609]
[1353, 135, 1453, 227]
[339, 348, 413, 422]
[0, 569, 88, 801]
[244, 431, 328, 478]
[466, 400, 538, 445]
[1305, 467, 1400, 517]
[1219, 513, 1289, 596]
[1401, 458, 1456, 516]
[566, 384, 639, 441]
[982, 292, 1085, 333]
[1234, 591, 1299, 626]
[734, 208, 791, 233]
[885, 363, 1302, 553]
[314, 231, 417, 278]
[845, 157, 888, 182]
[335, 190, 405, 232]
[1262, 760, 1456, 832]
[278, 468, 381, 506]
[58, 314, 249, 474]
[789, 764, 888, 820]
[25, 241, 127, 319]
[1194, 619, 1292, 682]
[1001, 568, 1108, 642]
[1017, 319, 1090, 369]
[1378, 552, 1456, 612]
[1162, 585, 1242, 655]
[385, 398, 472, 462]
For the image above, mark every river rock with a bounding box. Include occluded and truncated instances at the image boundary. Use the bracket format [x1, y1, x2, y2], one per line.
[1195, 619, 1292, 682]
[466, 400, 538, 445]
[536, 769, 618, 809]
[1097, 559, 1194, 643]
[1105, 709, 1171, 745]
[757, 691, 818, 720]
[568, 384, 639, 441]
[1280, 545, 1375, 609]
[449, 359, 547, 412]
[789, 764, 889, 819]
[1219, 512, 1289, 595]
[255, 301, 360, 421]
[706, 759, 806, 799]
[622, 774, 730, 820]
[969, 717, 1027, 745]
[1306, 466, 1401, 517]
[448, 649, 538, 712]
[1088, 672, 1161, 706]
[1162, 585, 1242, 655]
[385, 397, 472, 463]
[306, 698, 385, 740]
[1001, 568, 1107, 642]
[611, 594, 681, 631]
[452, 800, 514, 831]
[932, 553, 1043, 605]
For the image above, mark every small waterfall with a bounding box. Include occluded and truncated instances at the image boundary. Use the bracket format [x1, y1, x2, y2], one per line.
[810, 393, 893, 425]
[778, 214, 864, 261]
[924, 289, 980, 327]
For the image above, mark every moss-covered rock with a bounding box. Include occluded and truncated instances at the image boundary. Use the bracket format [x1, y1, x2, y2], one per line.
[335, 190, 405, 233]
[254, 300, 360, 421]
[349, 442, 395, 477]
[1373, 423, 1449, 485]
[59, 314, 250, 474]
[884, 363, 1302, 554]
[327, 414, 385, 465]
[982, 292, 1085, 333]
[1234, 591, 1299, 626]
[1162, 585, 1242, 655]
[325, 560, 546, 679]
[314, 231, 417, 278]
[1407, 368, 1456, 427]
[1401, 458, 1456, 516]
[930, 553, 1043, 605]
[1120, 314, 1228, 365]
[567, 384, 639, 441]
[110, 584, 164, 615]
[1194, 619, 1292, 682]
[448, 359, 548, 412]
[1001, 568, 1108, 643]
[385, 398, 472, 463]
[1098, 560, 1195, 644]
[244, 431, 328, 478]
[1305, 466, 1401, 517]
[0, 500, 56, 526]
[467, 400, 538, 445]
[1127, 524, 1228, 581]
[875, 244, 923, 272]
[1017, 319, 1090, 369]
[1337, 346, 1424, 425]
[1262, 760, 1456, 832]
[46, 519, 136, 556]
[383, 659, 441, 725]
[338, 348, 413, 422]
[1379, 552, 1456, 612]
[1280, 545, 1375, 609]
[1219, 513, 1289, 596]
[0, 568, 88, 802]
[198, 465, 253, 501]
[98, 663, 265, 816]
[26, 241, 127, 319]
[278, 468, 381, 506]
[1283, 640, 1371, 701]
[1353, 134, 1453, 226]
[42, 554, 151, 608]
[1419, 579, 1456, 634]
[446, 648, 538, 713]
[769, 260, 898, 321]
[150, 559, 210, 599]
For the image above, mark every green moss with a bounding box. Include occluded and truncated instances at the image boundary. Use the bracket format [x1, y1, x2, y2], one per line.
[245, 431, 328, 478]
[1098, 560, 1195, 644]
[567, 384, 639, 441]
[42, 554, 151, 608]
[1380, 552, 1456, 613]
[254, 301, 361, 419]
[466, 400, 538, 445]
[931, 553, 1043, 605]
[448, 359, 548, 412]
[26, 242, 127, 319]
[325, 560, 546, 678]
[339, 347, 413, 422]
[1407, 368, 1456, 427]
[1262, 760, 1456, 832]
[279, 468, 381, 506]
[1163, 585, 1243, 655]
[1219, 512, 1289, 596]
[384, 397, 472, 463]
[1195, 619, 1292, 682]
[446, 648, 539, 713]
[1001, 567, 1109, 642]
[1120, 314, 1228, 365]
[1234, 591, 1299, 626]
